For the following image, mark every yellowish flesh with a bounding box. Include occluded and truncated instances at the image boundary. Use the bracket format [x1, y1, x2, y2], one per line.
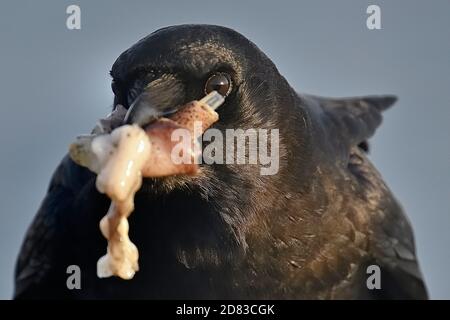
[91, 124, 151, 279]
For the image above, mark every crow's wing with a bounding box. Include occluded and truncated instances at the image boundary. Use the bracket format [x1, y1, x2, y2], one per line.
[304, 94, 427, 299]
[14, 155, 95, 299]
[347, 148, 428, 299]
[303, 94, 397, 158]
[371, 203, 429, 299]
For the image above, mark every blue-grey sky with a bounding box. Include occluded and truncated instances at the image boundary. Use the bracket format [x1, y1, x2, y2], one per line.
[0, 0, 449, 299]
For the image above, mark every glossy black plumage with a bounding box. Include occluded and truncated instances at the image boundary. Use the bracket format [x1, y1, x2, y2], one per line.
[14, 25, 427, 299]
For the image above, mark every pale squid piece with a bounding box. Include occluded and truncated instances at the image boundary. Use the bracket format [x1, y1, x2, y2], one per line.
[91, 125, 150, 279]
[68, 91, 224, 280]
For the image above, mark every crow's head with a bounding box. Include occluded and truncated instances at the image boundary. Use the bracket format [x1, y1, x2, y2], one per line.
[111, 24, 284, 126]
[109, 25, 311, 265]
[110, 24, 307, 190]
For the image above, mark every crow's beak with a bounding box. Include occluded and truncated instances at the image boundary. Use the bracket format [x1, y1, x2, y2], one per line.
[124, 75, 185, 127]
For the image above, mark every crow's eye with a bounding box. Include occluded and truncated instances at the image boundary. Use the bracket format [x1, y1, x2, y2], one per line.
[204, 73, 232, 97]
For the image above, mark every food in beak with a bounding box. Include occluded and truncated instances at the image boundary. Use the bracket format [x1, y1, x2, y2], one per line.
[68, 91, 224, 279]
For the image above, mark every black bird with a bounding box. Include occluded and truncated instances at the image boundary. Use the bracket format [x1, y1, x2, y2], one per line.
[14, 25, 427, 299]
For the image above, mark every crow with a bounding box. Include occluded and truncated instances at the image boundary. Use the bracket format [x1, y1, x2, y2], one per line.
[14, 24, 428, 299]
